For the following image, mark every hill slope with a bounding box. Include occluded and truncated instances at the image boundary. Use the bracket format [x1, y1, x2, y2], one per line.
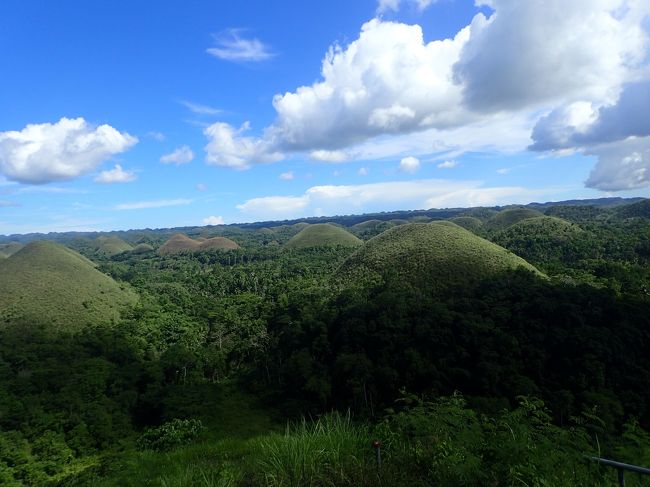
[285, 224, 363, 249]
[0, 241, 137, 331]
[158, 233, 239, 254]
[95, 236, 133, 256]
[338, 222, 539, 293]
[486, 208, 544, 231]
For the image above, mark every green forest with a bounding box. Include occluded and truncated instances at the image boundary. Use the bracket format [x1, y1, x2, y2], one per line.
[1, 198, 650, 485]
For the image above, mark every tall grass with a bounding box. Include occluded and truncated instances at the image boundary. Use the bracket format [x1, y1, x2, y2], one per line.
[256, 412, 376, 487]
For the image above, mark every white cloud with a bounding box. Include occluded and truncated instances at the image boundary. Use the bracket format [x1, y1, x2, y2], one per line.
[497, 168, 510, 174]
[180, 100, 221, 116]
[437, 160, 457, 169]
[453, 0, 648, 112]
[279, 171, 294, 180]
[0, 200, 19, 207]
[204, 122, 283, 169]
[196, 183, 207, 192]
[358, 167, 369, 176]
[585, 136, 650, 190]
[94, 164, 137, 184]
[399, 156, 420, 173]
[115, 198, 193, 210]
[236, 195, 309, 220]
[236, 178, 560, 221]
[203, 215, 225, 225]
[309, 150, 348, 162]
[160, 145, 195, 165]
[377, 0, 436, 13]
[0, 117, 137, 184]
[206, 29, 275, 62]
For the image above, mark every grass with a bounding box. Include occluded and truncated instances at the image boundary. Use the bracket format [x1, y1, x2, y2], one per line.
[337, 223, 540, 293]
[449, 216, 483, 232]
[158, 234, 240, 254]
[0, 241, 137, 331]
[485, 207, 544, 231]
[95, 236, 133, 256]
[0, 241, 24, 258]
[285, 224, 363, 249]
[495, 216, 583, 241]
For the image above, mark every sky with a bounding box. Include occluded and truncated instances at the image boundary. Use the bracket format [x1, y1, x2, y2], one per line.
[1, 0, 650, 234]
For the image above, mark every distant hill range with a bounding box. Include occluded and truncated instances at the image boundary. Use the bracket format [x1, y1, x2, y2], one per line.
[0, 196, 645, 243]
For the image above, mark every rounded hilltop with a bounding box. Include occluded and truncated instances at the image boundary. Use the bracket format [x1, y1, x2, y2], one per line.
[0, 241, 137, 332]
[337, 222, 539, 293]
[158, 233, 240, 254]
[285, 223, 363, 249]
[95, 236, 133, 256]
[485, 207, 544, 231]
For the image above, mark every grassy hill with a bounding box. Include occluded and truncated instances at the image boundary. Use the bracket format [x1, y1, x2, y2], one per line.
[486, 207, 544, 231]
[0, 241, 137, 331]
[199, 237, 240, 250]
[131, 243, 154, 254]
[450, 216, 483, 233]
[338, 222, 539, 293]
[158, 233, 239, 254]
[285, 224, 363, 249]
[95, 236, 133, 256]
[0, 241, 23, 258]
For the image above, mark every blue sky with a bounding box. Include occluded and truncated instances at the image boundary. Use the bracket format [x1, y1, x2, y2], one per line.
[1, 0, 649, 234]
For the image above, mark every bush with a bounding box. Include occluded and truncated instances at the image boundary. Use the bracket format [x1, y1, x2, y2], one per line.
[136, 418, 204, 451]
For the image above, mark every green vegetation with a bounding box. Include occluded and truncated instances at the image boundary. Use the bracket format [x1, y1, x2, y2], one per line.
[485, 207, 544, 231]
[0, 241, 23, 258]
[450, 215, 483, 232]
[338, 222, 539, 293]
[615, 198, 650, 219]
[158, 233, 240, 254]
[94, 236, 133, 256]
[1, 199, 650, 485]
[285, 223, 363, 249]
[0, 241, 137, 331]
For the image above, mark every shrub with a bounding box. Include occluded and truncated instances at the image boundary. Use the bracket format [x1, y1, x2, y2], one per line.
[136, 419, 204, 451]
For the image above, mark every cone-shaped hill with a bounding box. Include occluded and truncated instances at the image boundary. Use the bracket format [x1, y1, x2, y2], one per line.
[491, 216, 584, 264]
[486, 208, 544, 231]
[131, 243, 154, 254]
[0, 241, 137, 331]
[285, 223, 363, 249]
[337, 223, 539, 293]
[95, 236, 133, 256]
[158, 233, 239, 255]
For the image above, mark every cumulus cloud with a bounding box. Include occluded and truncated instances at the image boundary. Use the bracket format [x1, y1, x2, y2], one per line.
[0, 117, 137, 184]
[453, 0, 648, 112]
[206, 29, 275, 62]
[115, 198, 193, 210]
[585, 137, 650, 190]
[358, 167, 369, 176]
[235, 179, 553, 221]
[203, 215, 225, 225]
[94, 164, 137, 184]
[437, 160, 457, 169]
[279, 171, 294, 180]
[204, 122, 283, 169]
[160, 145, 195, 165]
[399, 156, 420, 173]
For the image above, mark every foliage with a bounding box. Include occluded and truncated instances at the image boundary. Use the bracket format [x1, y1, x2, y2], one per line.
[137, 418, 205, 451]
[285, 223, 363, 249]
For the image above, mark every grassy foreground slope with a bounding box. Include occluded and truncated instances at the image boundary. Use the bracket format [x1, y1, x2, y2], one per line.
[285, 223, 363, 249]
[0, 241, 137, 331]
[338, 222, 539, 292]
